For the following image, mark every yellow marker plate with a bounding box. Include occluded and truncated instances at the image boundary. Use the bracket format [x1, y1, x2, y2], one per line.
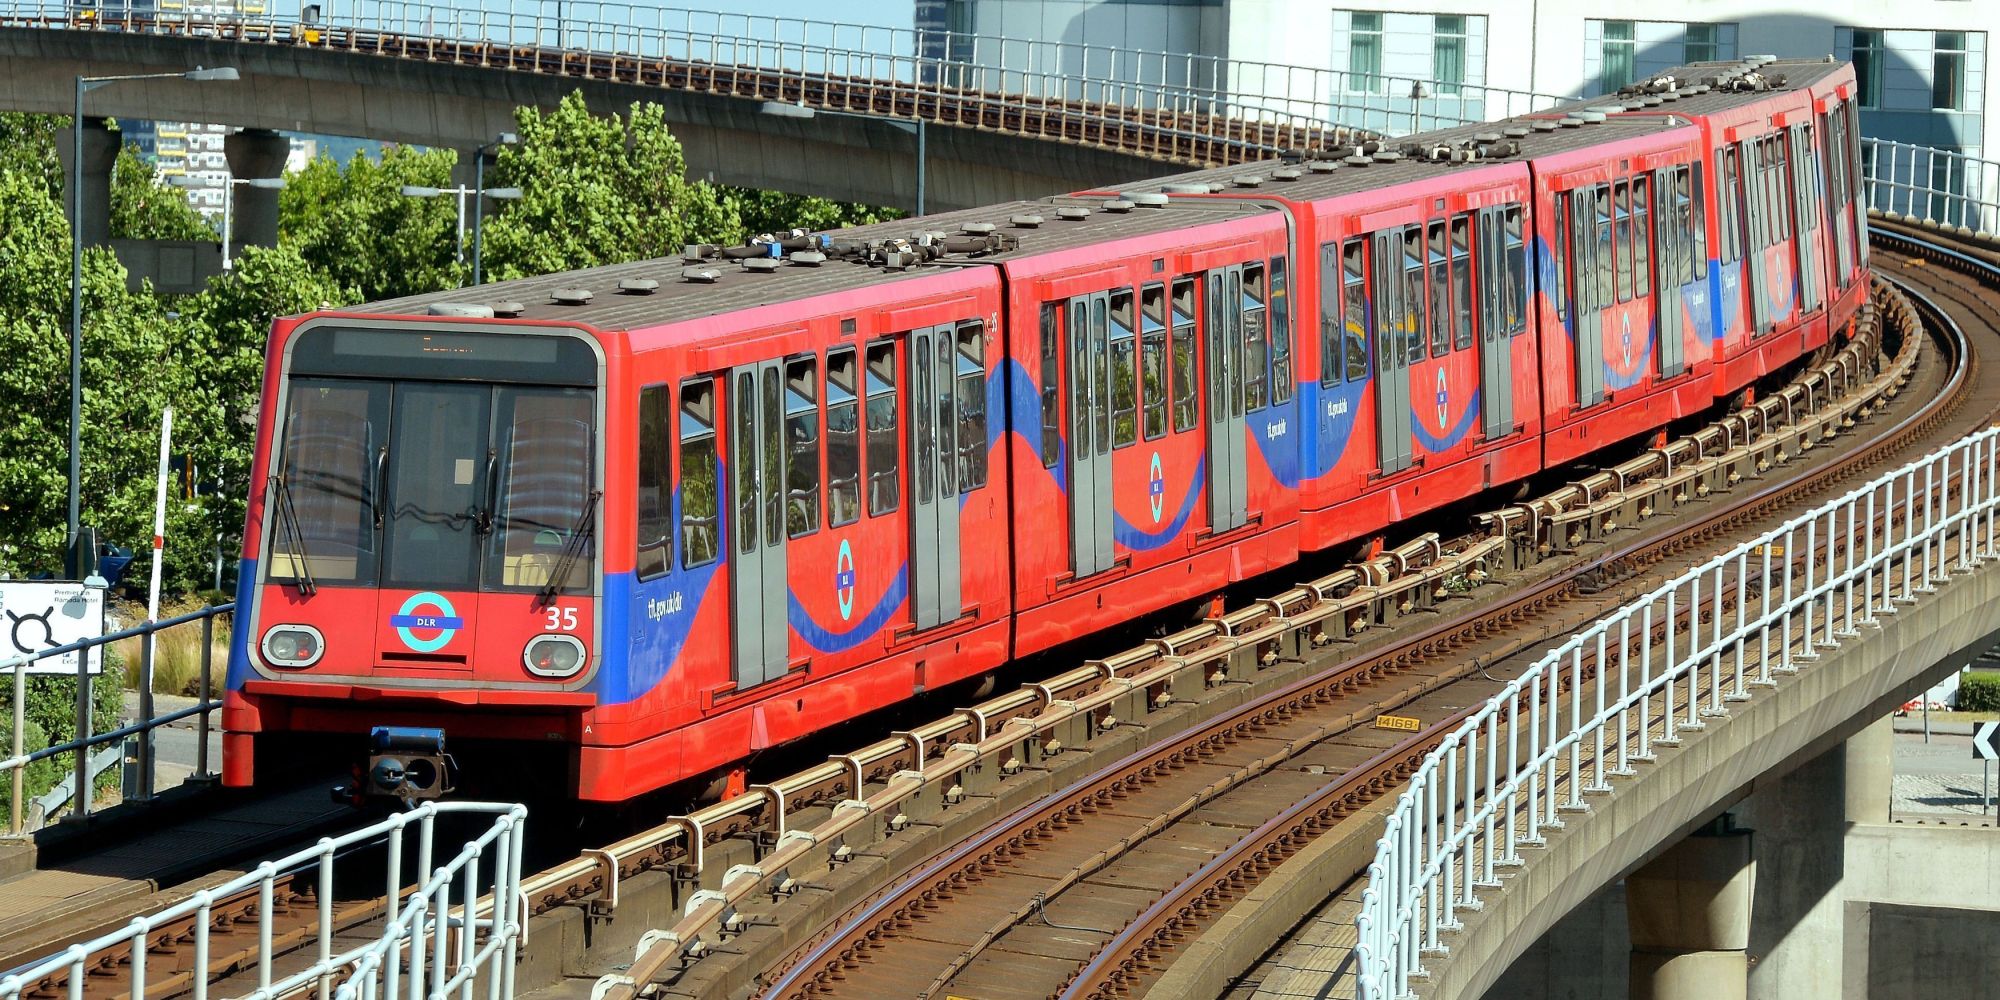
[1375, 714, 1421, 732]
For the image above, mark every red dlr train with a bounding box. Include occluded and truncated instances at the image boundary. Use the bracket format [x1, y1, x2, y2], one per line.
[224, 57, 1870, 802]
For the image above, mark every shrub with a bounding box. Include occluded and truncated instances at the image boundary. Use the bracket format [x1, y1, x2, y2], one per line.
[1957, 671, 2000, 712]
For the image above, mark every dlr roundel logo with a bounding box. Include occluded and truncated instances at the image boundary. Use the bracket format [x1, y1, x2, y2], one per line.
[391, 592, 463, 652]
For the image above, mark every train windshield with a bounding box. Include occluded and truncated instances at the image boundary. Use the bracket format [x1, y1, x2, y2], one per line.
[266, 327, 599, 594]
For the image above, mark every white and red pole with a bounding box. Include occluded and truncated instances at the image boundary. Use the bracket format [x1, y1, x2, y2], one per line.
[139, 406, 173, 799]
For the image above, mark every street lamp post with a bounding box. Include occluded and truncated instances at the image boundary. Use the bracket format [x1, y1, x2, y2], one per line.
[759, 102, 927, 216]
[69, 65, 236, 574]
[471, 132, 519, 286]
[404, 182, 523, 284]
[171, 173, 284, 270]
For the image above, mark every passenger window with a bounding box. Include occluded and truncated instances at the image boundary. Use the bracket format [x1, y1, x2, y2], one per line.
[956, 322, 987, 492]
[826, 349, 861, 526]
[1319, 244, 1340, 387]
[1110, 289, 1138, 447]
[760, 367, 783, 548]
[931, 332, 955, 500]
[637, 384, 671, 580]
[1450, 218, 1473, 350]
[1719, 149, 1739, 265]
[1551, 197, 1570, 322]
[784, 356, 819, 538]
[1243, 263, 1268, 411]
[1594, 187, 1615, 311]
[1141, 284, 1169, 439]
[1614, 181, 1633, 304]
[865, 341, 899, 515]
[678, 380, 719, 569]
[1170, 278, 1199, 432]
[1427, 222, 1450, 357]
[1504, 205, 1527, 335]
[1402, 228, 1426, 364]
[1633, 175, 1652, 299]
[1039, 305, 1060, 469]
[1269, 256, 1292, 404]
[734, 372, 758, 556]
[1342, 240, 1369, 382]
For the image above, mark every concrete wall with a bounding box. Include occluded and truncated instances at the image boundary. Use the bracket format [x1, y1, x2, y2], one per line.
[1856, 902, 2000, 998]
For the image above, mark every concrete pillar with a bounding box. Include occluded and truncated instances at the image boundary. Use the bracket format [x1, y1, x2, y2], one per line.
[56, 118, 118, 249]
[1844, 715, 1893, 825]
[1625, 824, 1755, 1000]
[223, 128, 288, 255]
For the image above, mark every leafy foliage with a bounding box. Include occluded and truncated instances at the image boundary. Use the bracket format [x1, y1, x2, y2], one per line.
[110, 141, 213, 241]
[279, 145, 463, 300]
[1957, 672, 2000, 712]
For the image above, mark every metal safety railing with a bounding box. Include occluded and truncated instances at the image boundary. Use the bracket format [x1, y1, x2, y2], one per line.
[1860, 137, 2000, 235]
[1354, 423, 2000, 999]
[0, 800, 526, 1000]
[0, 0, 1575, 151]
[4, 599, 231, 835]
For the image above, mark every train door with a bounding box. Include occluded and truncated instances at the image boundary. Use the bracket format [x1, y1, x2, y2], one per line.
[908, 325, 961, 630]
[1476, 208, 1512, 437]
[1068, 294, 1115, 576]
[1820, 106, 1856, 286]
[1653, 168, 1686, 378]
[1205, 268, 1249, 530]
[1789, 123, 1823, 315]
[728, 360, 787, 688]
[1569, 187, 1607, 408]
[1370, 230, 1413, 474]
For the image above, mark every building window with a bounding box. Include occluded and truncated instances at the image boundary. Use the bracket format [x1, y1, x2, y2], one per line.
[1600, 20, 1636, 92]
[1349, 12, 1384, 94]
[1685, 23, 1723, 62]
[1433, 15, 1466, 95]
[1934, 31, 1968, 110]
[1851, 29, 1883, 108]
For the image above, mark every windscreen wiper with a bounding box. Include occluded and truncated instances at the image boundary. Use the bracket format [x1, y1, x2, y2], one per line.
[267, 474, 318, 596]
[537, 490, 602, 608]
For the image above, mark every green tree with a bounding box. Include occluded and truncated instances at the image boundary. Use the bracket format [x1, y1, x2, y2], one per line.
[111, 141, 213, 241]
[279, 144, 463, 300]
[723, 186, 902, 237]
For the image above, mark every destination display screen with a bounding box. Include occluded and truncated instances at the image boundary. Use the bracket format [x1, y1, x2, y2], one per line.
[288, 325, 598, 386]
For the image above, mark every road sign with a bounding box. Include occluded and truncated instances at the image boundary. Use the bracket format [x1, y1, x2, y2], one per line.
[1974, 722, 2000, 761]
[1375, 714, 1421, 732]
[0, 580, 105, 675]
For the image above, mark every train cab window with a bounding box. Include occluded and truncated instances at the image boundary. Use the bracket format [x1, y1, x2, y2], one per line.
[1632, 175, 1652, 299]
[1593, 187, 1616, 310]
[1503, 205, 1527, 335]
[956, 322, 988, 491]
[1402, 228, 1427, 364]
[1269, 257, 1292, 404]
[637, 384, 672, 580]
[678, 380, 719, 569]
[1318, 243, 1340, 387]
[784, 356, 819, 539]
[1449, 218, 1473, 350]
[1243, 263, 1269, 411]
[1110, 288, 1139, 447]
[487, 386, 595, 592]
[1039, 305, 1061, 469]
[865, 341, 900, 515]
[1427, 222, 1450, 357]
[1613, 181, 1633, 304]
[826, 348, 861, 526]
[1342, 240, 1369, 381]
[1141, 283, 1169, 438]
[273, 380, 385, 586]
[1170, 278, 1199, 432]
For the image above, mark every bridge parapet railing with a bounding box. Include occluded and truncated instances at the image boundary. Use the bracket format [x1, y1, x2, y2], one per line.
[1354, 416, 2000, 999]
[1, 0, 1575, 153]
[1860, 137, 2000, 235]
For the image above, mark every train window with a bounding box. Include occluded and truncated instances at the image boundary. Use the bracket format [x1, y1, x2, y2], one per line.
[1503, 205, 1527, 336]
[1593, 187, 1616, 311]
[734, 373, 758, 556]
[1110, 289, 1139, 448]
[273, 380, 386, 586]
[1719, 148, 1740, 265]
[1039, 305, 1061, 470]
[637, 384, 672, 579]
[1092, 296, 1113, 448]
[1691, 165, 1708, 281]
[1450, 218, 1473, 350]
[1269, 257, 1292, 404]
[932, 332, 955, 500]
[1171, 278, 1199, 432]
[784, 356, 820, 538]
[1319, 244, 1340, 387]
[1613, 181, 1633, 304]
[1142, 284, 1169, 439]
[760, 368, 784, 549]
[1402, 228, 1426, 364]
[1477, 209, 1500, 340]
[1243, 263, 1269, 411]
[1633, 175, 1652, 299]
[1551, 196, 1570, 322]
[957, 322, 988, 492]
[826, 349, 861, 526]
[678, 380, 719, 569]
[865, 341, 900, 515]
[1427, 222, 1450, 358]
[1342, 240, 1369, 382]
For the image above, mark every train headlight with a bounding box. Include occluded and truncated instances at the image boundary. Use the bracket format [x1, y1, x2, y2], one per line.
[523, 634, 586, 678]
[260, 624, 325, 668]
